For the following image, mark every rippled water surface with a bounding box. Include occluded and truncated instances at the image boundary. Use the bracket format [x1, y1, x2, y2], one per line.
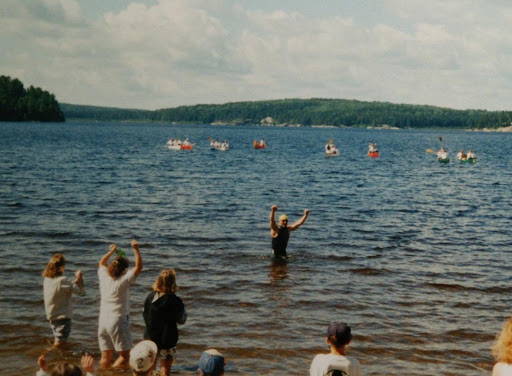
[1, 121, 511, 375]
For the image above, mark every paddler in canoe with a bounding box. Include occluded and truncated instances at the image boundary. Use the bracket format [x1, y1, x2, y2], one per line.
[368, 142, 379, 158]
[436, 147, 449, 163]
[253, 140, 266, 149]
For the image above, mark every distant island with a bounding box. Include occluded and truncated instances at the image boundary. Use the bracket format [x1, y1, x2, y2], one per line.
[0, 75, 64, 122]
[62, 99, 512, 130]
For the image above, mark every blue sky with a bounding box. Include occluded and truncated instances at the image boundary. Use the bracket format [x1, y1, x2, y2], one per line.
[2, 0, 512, 111]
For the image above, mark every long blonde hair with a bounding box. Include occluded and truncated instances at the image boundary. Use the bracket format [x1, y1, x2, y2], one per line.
[152, 269, 177, 294]
[493, 318, 512, 363]
[42, 254, 65, 278]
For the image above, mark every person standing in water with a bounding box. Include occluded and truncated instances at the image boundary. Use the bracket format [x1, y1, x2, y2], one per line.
[269, 205, 310, 258]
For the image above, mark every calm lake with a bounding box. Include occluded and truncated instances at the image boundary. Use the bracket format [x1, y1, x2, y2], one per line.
[0, 121, 511, 375]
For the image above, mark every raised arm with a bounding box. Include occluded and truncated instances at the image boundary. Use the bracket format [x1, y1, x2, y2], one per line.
[269, 205, 279, 233]
[288, 209, 310, 231]
[131, 240, 143, 276]
[99, 244, 117, 267]
[72, 270, 85, 296]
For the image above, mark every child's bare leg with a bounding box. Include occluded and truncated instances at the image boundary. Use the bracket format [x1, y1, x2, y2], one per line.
[112, 350, 130, 369]
[160, 358, 173, 376]
[100, 350, 113, 369]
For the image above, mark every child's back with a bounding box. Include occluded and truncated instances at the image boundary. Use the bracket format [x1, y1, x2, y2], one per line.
[42, 254, 84, 346]
[143, 269, 186, 376]
[143, 291, 186, 349]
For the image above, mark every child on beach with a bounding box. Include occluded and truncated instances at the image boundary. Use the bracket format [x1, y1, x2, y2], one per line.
[143, 269, 187, 376]
[42, 254, 85, 347]
[97, 240, 142, 369]
[36, 352, 95, 376]
[309, 322, 362, 376]
[197, 349, 225, 376]
[492, 317, 512, 376]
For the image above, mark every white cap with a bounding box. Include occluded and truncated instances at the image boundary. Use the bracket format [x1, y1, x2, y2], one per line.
[129, 340, 158, 372]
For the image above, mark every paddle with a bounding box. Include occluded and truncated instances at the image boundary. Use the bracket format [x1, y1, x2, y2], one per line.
[425, 149, 434, 153]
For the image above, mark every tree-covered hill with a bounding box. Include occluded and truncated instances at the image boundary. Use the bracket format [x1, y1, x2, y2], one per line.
[64, 98, 512, 129]
[0, 76, 64, 122]
[60, 103, 152, 121]
[54, 96, 512, 129]
[151, 98, 512, 129]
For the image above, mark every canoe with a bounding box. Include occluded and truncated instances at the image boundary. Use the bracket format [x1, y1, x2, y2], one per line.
[325, 149, 340, 157]
[368, 151, 379, 158]
[438, 158, 450, 163]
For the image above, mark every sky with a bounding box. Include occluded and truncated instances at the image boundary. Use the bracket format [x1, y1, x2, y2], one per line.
[2, 0, 512, 111]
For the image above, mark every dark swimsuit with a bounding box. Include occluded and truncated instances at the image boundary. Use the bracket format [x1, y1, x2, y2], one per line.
[272, 226, 290, 258]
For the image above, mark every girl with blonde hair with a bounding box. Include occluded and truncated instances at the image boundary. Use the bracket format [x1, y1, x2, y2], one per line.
[42, 253, 84, 347]
[492, 318, 512, 375]
[143, 269, 187, 376]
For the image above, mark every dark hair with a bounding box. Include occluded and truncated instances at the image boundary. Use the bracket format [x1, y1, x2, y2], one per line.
[108, 256, 129, 279]
[327, 323, 352, 347]
[48, 362, 82, 376]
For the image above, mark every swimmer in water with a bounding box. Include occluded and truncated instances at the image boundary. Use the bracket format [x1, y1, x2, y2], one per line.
[269, 205, 310, 258]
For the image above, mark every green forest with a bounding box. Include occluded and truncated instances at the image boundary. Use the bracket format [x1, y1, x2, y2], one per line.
[2, 73, 512, 128]
[60, 103, 152, 121]
[0, 76, 64, 122]
[63, 98, 512, 129]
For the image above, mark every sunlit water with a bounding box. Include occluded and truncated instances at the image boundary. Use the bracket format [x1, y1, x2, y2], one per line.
[0, 121, 511, 375]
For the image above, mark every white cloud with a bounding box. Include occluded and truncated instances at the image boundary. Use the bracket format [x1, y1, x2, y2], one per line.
[2, 0, 512, 110]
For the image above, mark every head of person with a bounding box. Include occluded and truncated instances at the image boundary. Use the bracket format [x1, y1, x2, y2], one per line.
[152, 269, 177, 294]
[129, 340, 158, 376]
[197, 349, 225, 376]
[326, 322, 352, 349]
[42, 254, 66, 278]
[493, 318, 512, 364]
[108, 256, 129, 279]
[46, 362, 83, 376]
[279, 214, 288, 227]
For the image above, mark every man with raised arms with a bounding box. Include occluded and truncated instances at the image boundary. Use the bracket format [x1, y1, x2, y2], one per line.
[269, 205, 310, 258]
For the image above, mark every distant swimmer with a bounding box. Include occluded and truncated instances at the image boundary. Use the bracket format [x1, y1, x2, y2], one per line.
[269, 205, 310, 258]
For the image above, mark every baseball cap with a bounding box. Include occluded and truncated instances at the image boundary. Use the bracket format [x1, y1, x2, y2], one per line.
[327, 322, 352, 346]
[197, 349, 225, 376]
[129, 340, 158, 373]
[279, 214, 288, 221]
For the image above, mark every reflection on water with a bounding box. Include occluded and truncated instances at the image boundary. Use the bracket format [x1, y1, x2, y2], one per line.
[268, 258, 289, 283]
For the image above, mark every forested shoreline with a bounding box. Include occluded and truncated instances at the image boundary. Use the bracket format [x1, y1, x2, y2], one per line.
[0, 76, 64, 122]
[2, 72, 512, 128]
[62, 99, 512, 129]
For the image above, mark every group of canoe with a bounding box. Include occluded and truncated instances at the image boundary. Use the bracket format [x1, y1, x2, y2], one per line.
[167, 137, 477, 164]
[325, 141, 380, 158]
[166, 138, 267, 151]
[434, 148, 478, 163]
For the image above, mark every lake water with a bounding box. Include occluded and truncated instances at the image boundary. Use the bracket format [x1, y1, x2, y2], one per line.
[0, 121, 511, 375]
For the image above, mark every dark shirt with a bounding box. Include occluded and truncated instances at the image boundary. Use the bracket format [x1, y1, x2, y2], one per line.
[143, 291, 186, 349]
[272, 226, 290, 258]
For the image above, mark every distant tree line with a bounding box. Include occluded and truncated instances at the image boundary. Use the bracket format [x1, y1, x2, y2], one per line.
[61, 98, 512, 129]
[150, 98, 512, 129]
[0, 75, 64, 122]
[60, 103, 152, 121]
